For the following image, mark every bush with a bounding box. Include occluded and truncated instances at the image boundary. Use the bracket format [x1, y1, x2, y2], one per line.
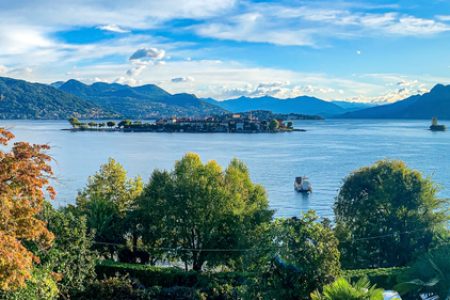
[0, 268, 59, 300]
[70, 276, 155, 300]
[343, 267, 406, 290]
[96, 260, 250, 289]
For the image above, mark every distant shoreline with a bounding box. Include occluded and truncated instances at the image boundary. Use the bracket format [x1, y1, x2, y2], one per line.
[62, 127, 307, 133]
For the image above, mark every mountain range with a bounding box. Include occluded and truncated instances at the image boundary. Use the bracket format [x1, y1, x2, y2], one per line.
[57, 79, 225, 119]
[0, 77, 117, 119]
[0, 76, 449, 120]
[340, 84, 450, 119]
[203, 96, 346, 117]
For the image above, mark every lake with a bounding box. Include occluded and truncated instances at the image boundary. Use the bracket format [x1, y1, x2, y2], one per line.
[1, 119, 448, 219]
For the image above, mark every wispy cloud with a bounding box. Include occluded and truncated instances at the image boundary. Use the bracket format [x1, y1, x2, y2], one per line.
[98, 24, 129, 33]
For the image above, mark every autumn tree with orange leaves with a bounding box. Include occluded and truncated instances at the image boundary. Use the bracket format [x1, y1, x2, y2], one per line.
[0, 128, 55, 291]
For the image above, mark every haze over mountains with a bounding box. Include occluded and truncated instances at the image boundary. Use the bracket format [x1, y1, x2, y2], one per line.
[204, 96, 345, 117]
[340, 84, 450, 119]
[0, 76, 449, 120]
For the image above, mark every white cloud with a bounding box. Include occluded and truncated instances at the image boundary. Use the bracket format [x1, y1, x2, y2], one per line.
[98, 24, 129, 33]
[0, 65, 8, 74]
[193, 4, 450, 46]
[436, 15, 450, 22]
[127, 65, 147, 77]
[171, 76, 195, 83]
[129, 48, 166, 61]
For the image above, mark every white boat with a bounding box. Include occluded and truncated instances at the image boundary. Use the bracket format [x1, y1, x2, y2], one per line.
[294, 176, 312, 193]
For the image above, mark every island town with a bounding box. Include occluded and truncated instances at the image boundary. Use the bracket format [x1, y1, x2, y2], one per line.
[67, 111, 311, 133]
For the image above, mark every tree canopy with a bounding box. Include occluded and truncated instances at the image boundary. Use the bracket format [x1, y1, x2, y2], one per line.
[76, 158, 143, 246]
[334, 160, 448, 269]
[0, 129, 55, 290]
[132, 153, 273, 271]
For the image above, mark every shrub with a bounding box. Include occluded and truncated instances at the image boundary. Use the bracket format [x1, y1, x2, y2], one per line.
[96, 260, 250, 289]
[343, 268, 406, 290]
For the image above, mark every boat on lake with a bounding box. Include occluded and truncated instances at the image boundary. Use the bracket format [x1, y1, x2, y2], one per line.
[294, 176, 312, 193]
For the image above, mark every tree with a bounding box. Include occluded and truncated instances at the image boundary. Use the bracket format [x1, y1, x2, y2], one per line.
[76, 158, 143, 249]
[335, 160, 448, 269]
[396, 244, 450, 300]
[118, 120, 132, 128]
[269, 119, 279, 131]
[106, 121, 116, 128]
[88, 122, 98, 127]
[39, 204, 97, 298]
[311, 277, 385, 300]
[68, 117, 80, 128]
[132, 153, 273, 271]
[0, 268, 59, 300]
[0, 129, 55, 291]
[256, 211, 340, 299]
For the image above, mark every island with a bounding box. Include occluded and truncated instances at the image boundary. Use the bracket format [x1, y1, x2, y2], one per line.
[430, 117, 446, 131]
[66, 111, 309, 133]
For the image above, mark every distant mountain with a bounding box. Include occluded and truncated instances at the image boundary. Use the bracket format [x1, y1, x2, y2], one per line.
[340, 84, 450, 119]
[204, 96, 345, 117]
[0, 77, 116, 119]
[58, 80, 225, 119]
[331, 101, 377, 112]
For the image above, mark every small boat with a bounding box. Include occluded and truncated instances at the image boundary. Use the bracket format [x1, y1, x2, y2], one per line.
[294, 176, 312, 193]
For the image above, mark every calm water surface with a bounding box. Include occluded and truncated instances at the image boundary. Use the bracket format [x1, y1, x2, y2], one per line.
[1, 119, 448, 218]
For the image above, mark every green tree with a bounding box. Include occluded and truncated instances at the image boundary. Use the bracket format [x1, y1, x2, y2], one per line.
[311, 277, 385, 300]
[118, 120, 132, 128]
[39, 204, 97, 298]
[335, 160, 448, 269]
[106, 121, 116, 128]
[88, 121, 98, 127]
[254, 211, 340, 299]
[132, 153, 273, 271]
[269, 119, 279, 131]
[68, 117, 80, 128]
[76, 159, 143, 248]
[396, 244, 450, 300]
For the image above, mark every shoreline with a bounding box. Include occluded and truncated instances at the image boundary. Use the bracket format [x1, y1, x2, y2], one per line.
[62, 127, 307, 133]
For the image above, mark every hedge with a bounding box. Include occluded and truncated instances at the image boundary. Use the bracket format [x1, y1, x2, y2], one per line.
[343, 267, 408, 290]
[96, 260, 252, 289]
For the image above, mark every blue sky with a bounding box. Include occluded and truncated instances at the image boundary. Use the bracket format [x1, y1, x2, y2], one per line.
[0, 0, 450, 101]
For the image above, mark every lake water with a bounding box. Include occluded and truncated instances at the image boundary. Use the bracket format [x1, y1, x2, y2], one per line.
[1, 119, 448, 219]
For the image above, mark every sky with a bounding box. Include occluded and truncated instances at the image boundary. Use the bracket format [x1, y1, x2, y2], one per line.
[1, 0, 450, 102]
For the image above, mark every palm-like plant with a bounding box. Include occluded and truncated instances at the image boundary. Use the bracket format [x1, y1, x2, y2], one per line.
[311, 277, 385, 300]
[396, 244, 450, 300]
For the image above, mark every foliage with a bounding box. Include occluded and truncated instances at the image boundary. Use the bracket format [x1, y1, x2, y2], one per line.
[106, 121, 116, 128]
[396, 244, 450, 300]
[0, 129, 55, 291]
[310, 277, 385, 300]
[70, 275, 156, 300]
[39, 204, 97, 297]
[343, 267, 406, 291]
[118, 120, 132, 127]
[68, 117, 80, 127]
[0, 268, 59, 300]
[96, 260, 250, 289]
[76, 158, 143, 247]
[0, 77, 116, 119]
[131, 153, 273, 271]
[269, 119, 279, 130]
[335, 160, 448, 269]
[252, 211, 340, 299]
